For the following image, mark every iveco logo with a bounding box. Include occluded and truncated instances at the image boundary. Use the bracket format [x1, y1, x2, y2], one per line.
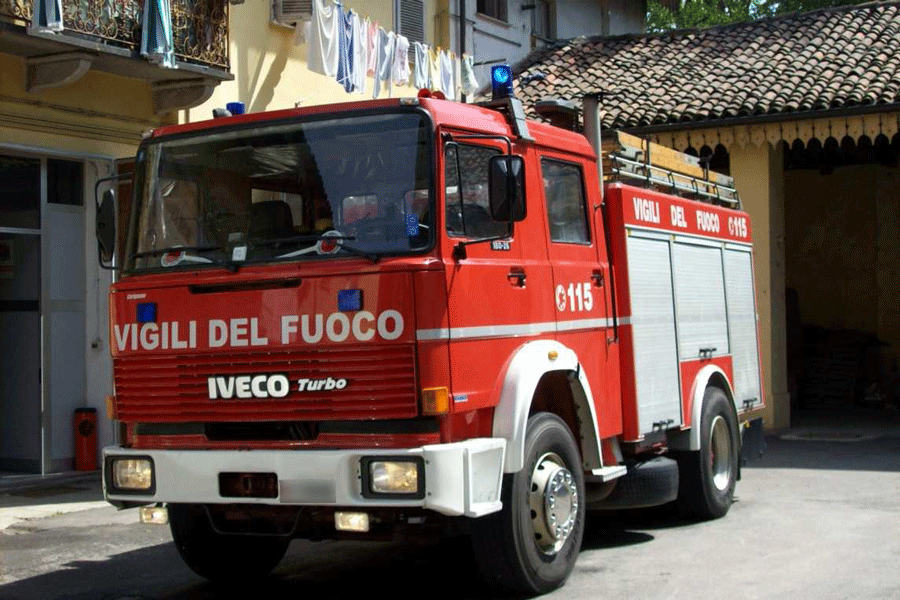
[208, 374, 290, 400]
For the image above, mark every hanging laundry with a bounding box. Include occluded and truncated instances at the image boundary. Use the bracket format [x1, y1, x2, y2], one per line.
[293, 20, 309, 46]
[413, 42, 428, 89]
[439, 50, 454, 98]
[461, 53, 479, 96]
[366, 21, 378, 77]
[392, 35, 410, 86]
[452, 53, 461, 101]
[336, 8, 355, 93]
[373, 28, 395, 99]
[352, 13, 368, 94]
[427, 48, 440, 91]
[307, 0, 339, 78]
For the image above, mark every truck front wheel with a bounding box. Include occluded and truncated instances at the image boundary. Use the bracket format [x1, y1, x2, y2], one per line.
[675, 386, 739, 519]
[168, 503, 290, 582]
[471, 412, 585, 595]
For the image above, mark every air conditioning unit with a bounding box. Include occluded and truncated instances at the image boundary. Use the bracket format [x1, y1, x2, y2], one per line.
[273, 0, 313, 24]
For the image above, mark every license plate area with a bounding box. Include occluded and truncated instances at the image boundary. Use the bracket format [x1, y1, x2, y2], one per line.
[218, 472, 278, 498]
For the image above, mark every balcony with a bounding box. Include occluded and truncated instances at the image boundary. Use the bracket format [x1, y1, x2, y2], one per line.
[0, 0, 233, 113]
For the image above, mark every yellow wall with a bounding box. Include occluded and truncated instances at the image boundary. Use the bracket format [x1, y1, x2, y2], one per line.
[785, 165, 900, 366]
[732, 142, 789, 429]
[0, 52, 161, 155]
[185, 0, 436, 122]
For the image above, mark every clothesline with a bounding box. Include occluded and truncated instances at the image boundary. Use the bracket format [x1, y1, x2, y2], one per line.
[300, 0, 479, 100]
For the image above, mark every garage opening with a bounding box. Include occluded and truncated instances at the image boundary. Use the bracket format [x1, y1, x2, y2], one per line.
[782, 133, 900, 417]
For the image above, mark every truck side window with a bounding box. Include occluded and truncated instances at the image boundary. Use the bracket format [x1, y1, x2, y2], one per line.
[541, 159, 589, 244]
[445, 144, 511, 239]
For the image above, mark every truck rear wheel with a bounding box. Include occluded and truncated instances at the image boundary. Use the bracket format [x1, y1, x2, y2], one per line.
[471, 412, 585, 595]
[168, 503, 290, 582]
[675, 387, 739, 519]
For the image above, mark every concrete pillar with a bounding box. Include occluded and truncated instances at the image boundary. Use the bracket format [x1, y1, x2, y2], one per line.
[731, 142, 789, 430]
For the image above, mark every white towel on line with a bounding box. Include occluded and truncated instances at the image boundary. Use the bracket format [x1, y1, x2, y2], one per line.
[307, 0, 339, 78]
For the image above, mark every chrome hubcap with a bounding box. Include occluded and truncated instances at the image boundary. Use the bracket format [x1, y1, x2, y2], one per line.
[710, 415, 733, 491]
[529, 452, 578, 555]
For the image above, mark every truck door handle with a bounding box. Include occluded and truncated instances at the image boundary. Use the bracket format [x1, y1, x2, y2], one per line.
[591, 271, 604, 287]
[507, 268, 526, 287]
[699, 347, 717, 358]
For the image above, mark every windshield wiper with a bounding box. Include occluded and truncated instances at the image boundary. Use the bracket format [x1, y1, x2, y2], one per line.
[261, 233, 380, 263]
[131, 245, 221, 259]
[250, 234, 355, 247]
[330, 241, 381, 264]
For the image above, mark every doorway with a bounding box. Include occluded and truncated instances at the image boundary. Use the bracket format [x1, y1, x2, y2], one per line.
[0, 155, 42, 472]
[0, 152, 86, 474]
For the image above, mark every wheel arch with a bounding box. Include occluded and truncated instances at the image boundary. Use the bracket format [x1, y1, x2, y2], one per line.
[667, 364, 738, 452]
[492, 340, 602, 473]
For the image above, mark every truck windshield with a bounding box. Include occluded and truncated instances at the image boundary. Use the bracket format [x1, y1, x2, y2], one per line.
[127, 112, 433, 272]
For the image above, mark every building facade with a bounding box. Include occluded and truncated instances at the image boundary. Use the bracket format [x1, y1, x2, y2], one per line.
[431, 0, 645, 91]
[0, 0, 231, 474]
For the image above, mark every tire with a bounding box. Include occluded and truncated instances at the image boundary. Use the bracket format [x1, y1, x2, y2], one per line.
[471, 413, 586, 595]
[675, 386, 739, 519]
[168, 503, 290, 582]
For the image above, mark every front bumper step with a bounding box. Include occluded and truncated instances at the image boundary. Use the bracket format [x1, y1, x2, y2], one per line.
[104, 439, 506, 518]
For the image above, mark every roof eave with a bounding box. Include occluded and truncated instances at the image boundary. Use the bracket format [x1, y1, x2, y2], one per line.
[621, 103, 900, 136]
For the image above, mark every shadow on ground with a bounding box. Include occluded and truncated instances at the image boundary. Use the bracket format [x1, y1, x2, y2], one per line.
[0, 485, 102, 510]
[743, 434, 900, 473]
[0, 536, 525, 600]
[733, 406, 900, 473]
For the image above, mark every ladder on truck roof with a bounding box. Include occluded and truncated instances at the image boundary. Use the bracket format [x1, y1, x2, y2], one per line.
[602, 131, 741, 209]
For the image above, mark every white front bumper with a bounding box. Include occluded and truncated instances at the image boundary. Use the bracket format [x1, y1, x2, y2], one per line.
[103, 438, 506, 518]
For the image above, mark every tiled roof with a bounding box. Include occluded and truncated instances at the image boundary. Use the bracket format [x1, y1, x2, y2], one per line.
[509, 1, 900, 130]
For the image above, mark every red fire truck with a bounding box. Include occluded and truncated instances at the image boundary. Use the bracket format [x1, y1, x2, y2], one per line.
[97, 70, 764, 594]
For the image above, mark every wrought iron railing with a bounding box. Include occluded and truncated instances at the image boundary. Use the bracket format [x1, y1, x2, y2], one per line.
[0, 0, 32, 21]
[172, 0, 228, 68]
[0, 0, 228, 70]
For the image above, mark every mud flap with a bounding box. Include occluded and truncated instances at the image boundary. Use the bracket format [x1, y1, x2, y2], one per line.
[739, 417, 766, 478]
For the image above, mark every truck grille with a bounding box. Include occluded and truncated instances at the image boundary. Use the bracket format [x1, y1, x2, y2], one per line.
[114, 345, 418, 422]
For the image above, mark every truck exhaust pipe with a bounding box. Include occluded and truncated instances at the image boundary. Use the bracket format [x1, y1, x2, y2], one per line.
[582, 93, 603, 185]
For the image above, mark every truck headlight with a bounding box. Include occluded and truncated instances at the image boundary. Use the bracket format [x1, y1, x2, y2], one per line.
[109, 457, 154, 492]
[361, 457, 424, 498]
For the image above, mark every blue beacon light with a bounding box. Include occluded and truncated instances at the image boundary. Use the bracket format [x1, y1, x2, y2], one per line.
[136, 302, 157, 323]
[338, 289, 363, 312]
[491, 64, 514, 100]
[226, 101, 245, 116]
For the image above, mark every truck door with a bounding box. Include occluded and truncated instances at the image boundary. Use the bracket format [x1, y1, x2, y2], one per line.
[538, 155, 619, 438]
[441, 139, 553, 413]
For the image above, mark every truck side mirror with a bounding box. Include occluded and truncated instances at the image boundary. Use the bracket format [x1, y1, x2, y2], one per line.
[488, 155, 526, 222]
[96, 189, 116, 268]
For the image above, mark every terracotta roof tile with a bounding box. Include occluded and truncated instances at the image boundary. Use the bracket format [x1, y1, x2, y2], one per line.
[507, 1, 900, 128]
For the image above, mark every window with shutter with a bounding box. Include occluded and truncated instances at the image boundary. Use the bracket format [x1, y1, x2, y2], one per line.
[396, 0, 425, 44]
[477, 0, 507, 22]
[532, 0, 551, 40]
[272, 0, 313, 25]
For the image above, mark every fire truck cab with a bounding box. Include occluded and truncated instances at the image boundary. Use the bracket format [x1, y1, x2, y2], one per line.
[98, 76, 764, 594]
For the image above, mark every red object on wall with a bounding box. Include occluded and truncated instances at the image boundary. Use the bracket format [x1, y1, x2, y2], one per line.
[74, 408, 99, 471]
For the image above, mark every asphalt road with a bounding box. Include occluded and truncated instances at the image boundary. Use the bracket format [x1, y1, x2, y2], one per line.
[1, 426, 898, 600]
